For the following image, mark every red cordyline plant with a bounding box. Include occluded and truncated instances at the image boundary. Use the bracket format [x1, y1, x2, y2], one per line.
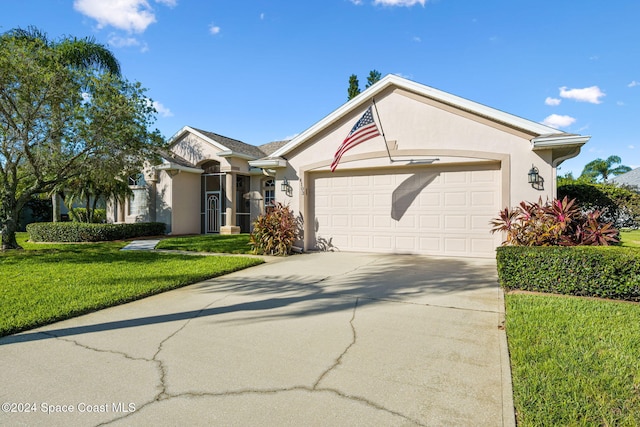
[249, 202, 299, 255]
[490, 196, 619, 246]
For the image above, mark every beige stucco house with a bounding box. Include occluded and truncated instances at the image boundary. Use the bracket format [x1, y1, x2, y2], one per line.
[110, 74, 589, 258]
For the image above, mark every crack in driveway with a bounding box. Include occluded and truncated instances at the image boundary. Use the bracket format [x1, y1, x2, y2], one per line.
[313, 297, 359, 389]
[103, 295, 423, 426]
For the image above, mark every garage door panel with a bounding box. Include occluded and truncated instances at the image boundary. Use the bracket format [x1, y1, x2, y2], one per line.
[331, 195, 350, 208]
[443, 173, 467, 184]
[352, 194, 370, 207]
[332, 215, 349, 227]
[444, 215, 467, 230]
[444, 192, 467, 207]
[313, 166, 500, 258]
[444, 238, 468, 253]
[471, 191, 496, 207]
[419, 193, 441, 207]
[419, 237, 441, 252]
[373, 235, 393, 250]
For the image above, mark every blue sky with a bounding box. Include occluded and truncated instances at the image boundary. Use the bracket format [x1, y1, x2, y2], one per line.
[2, 0, 639, 176]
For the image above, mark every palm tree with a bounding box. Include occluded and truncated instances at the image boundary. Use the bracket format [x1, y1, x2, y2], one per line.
[6, 27, 121, 222]
[580, 155, 632, 183]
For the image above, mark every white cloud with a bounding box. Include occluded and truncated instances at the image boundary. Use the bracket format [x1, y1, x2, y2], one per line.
[412, 36, 421, 42]
[373, 0, 426, 6]
[628, 80, 639, 87]
[73, 0, 174, 33]
[545, 97, 561, 106]
[107, 34, 149, 52]
[152, 101, 173, 117]
[559, 86, 605, 104]
[617, 101, 626, 106]
[209, 24, 221, 35]
[260, 13, 265, 20]
[628, 145, 635, 149]
[350, 0, 363, 4]
[542, 114, 576, 129]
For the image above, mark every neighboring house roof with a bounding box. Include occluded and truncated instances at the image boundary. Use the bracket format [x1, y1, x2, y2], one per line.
[270, 74, 589, 159]
[611, 167, 640, 188]
[259, 140, 290, 156]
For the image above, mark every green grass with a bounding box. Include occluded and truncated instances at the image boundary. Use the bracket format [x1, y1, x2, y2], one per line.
[0, 233, 263, 337]
[156, 233, 253, 254]
[621, 229, 640, 248]
[506, 293, 640, 426]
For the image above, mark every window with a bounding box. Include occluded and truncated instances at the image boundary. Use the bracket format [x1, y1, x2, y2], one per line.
[128, 173, 145, 187]
[128, 188, 148, 216]
[264, 179, 275, 209]
[201, 160, 220, 174]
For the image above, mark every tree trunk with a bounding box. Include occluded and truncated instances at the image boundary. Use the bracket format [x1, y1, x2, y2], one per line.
[1, 203, 23, 251]
[52, 193, 61, 222]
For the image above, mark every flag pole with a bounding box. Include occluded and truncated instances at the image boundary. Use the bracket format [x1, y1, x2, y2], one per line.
[372, 98, 393, 162]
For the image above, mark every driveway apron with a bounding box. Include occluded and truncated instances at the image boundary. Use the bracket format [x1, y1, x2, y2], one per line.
[0, 252, 514, 426]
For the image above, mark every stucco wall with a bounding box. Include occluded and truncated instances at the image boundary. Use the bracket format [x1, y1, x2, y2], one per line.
[279, 88, 556, 214]
[170, 171, 201, 235]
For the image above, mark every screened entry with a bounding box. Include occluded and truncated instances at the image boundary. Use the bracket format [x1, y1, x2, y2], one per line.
[200, 161, 250, 233]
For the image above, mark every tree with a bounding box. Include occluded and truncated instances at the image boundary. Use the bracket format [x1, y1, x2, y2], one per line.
[580, 155, 632, 183]
[0, 32, 163, 250]
[365, 69, 382, 88]
[347, 74, 360, 100]
[6, 27, 122, 223]
[348, 70, 383, 100]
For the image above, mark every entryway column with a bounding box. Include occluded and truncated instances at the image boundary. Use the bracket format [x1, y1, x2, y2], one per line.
[117, 198, 125, 223]
[221, 172, 240, 235]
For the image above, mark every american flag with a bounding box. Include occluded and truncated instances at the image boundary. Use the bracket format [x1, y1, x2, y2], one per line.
[331, 106, 381, 172]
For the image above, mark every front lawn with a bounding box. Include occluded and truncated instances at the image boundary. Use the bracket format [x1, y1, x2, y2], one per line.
[156, 234, 253, 254]
[0, 233, 263, 337]
[506, 293, 640, 426]
[621, 229, 640, 248]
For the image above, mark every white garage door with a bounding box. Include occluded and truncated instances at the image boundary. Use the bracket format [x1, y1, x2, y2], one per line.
[312, 164, 502, 258]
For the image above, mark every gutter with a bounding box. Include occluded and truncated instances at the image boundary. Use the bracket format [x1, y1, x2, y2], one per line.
[154, 163, 203, 174]
[248, 158, 288, 168]
[531, 134, 591, 150]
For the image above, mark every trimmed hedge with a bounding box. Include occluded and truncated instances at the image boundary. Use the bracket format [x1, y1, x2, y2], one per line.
[496, 246, 640, 301]
[26, 222, 166, 243]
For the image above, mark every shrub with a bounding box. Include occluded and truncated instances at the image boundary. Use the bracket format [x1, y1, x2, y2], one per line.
[70, 208, 106, 223]
[496, 246, 640, 301]
[26, 222, 166, 243]
[558, 183, 640, 229]
[490, 197, 619, 246]
[249, 203, 298, 256]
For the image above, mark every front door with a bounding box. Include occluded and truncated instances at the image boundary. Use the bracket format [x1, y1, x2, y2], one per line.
[205, 191, 220, 233]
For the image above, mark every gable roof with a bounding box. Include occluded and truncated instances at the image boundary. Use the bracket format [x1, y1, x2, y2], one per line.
[168, 126, 266, 160]
[259, 140, 290, 156]
[270, 74, 587, 158]
[611, 167, 640, 188]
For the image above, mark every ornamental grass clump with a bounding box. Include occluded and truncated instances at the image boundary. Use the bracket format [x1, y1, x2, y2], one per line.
[249, 203, 298, 256]
[490, 196, 619, 246]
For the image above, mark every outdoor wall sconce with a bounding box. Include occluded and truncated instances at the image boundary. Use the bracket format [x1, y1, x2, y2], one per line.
[281, 177, 293, 197]
[528, 165, 544, 190]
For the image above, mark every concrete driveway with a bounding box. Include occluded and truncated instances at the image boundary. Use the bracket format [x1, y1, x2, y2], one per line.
[0, 252, 514, 426]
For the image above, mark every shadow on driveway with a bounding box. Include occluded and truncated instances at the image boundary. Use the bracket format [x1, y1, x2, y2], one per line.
[1, 254, 498, 346]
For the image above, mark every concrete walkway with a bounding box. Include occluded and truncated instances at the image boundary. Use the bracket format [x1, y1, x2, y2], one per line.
[0, 252, 514, 426]
[120, 240, 161, 251]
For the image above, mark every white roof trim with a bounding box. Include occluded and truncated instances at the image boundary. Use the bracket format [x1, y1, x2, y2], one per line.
[167, 125, 228, 152]
[272, 74, 566, 158]
[154, 163, 203, 174]
[248, 158, 288, 168]
[217, 150, 257, 160]
[532, 134, 591, 150]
